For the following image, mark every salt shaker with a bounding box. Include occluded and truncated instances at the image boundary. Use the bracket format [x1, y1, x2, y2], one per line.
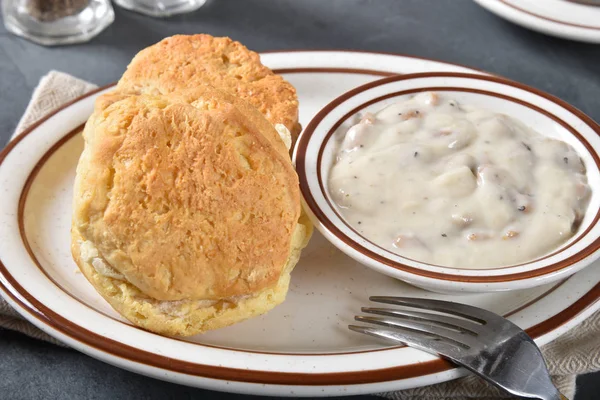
[2, 0, 114, 46]
[113, 0, 207, 17]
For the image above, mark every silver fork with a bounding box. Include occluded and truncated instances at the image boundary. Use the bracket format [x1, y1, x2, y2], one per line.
[349, 297, 567, 400]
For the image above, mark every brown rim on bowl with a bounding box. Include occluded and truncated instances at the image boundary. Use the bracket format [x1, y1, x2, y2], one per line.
[317, 88, 599, 273]
[295, 72, 600, 283]
[0, 57, 598, 387]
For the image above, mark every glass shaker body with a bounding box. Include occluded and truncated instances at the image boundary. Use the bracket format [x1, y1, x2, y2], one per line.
[2, 0, 114, 46]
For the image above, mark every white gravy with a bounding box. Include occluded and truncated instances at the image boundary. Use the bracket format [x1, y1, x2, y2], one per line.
[329, 92, 591, 268]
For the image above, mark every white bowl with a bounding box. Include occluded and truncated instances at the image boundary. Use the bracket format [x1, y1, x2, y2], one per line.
[293, 72, 600, 293]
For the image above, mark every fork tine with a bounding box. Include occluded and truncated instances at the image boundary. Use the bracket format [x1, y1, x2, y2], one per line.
[361, 307, 481, 335]
[348, 325, 466, 361]
[370, 296, 503, 324]
[355, 315, 479, 349]
[355, 299, 564, 400]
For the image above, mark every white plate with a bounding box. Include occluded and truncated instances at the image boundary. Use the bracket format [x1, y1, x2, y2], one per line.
[474, 0, 600, 43]
[0, 51, 598, 396]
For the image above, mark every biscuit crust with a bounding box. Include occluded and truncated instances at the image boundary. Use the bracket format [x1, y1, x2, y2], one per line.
[117, 34, 301, 140]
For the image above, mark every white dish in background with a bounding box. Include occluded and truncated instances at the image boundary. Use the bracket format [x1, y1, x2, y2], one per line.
[474, 0, 600, 43]
[294, 72, 600, 294]
[0, 51, 599, 396]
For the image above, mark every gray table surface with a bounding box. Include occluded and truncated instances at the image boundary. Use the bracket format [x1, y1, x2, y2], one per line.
[1, 0, 599, 399]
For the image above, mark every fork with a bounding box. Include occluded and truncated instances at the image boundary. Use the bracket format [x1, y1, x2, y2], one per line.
[349, 297, 567, 400]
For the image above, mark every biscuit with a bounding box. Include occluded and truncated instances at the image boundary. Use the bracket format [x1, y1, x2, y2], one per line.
[71, 86, 311, 335]
[117, 34, 301, 143]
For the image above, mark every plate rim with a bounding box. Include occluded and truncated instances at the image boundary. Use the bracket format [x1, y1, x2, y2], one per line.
[1, 50, 599, 394]
[474, 0, 600, 43]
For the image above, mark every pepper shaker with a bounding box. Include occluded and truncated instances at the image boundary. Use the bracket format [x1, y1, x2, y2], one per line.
[2, 0, 114, 46]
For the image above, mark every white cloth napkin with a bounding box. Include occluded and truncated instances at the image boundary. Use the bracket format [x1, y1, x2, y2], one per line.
[3, 71, 600, 399]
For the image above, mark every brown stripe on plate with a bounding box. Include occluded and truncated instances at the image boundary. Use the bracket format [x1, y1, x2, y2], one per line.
[14, 122, 406, 355]
[296, 72, 600, 283]
[0, 259, 597, 384]
[0, 266, 454, 384]
[14, 125, 569, 356]
[12, 65, 404, 357]
[262, 49, 496, 77]
[5, 64, 402, 357]
[0, 61, 597, 386]
[273, 67, 395, 77]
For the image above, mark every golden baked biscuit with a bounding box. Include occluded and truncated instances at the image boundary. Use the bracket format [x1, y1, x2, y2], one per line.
[117, 34, 301, 143]
[71, 87, 312, 336]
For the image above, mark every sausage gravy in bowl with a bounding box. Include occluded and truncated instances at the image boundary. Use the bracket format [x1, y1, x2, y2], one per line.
[294, 72, 600, 293]
[329, 92, 590, 268]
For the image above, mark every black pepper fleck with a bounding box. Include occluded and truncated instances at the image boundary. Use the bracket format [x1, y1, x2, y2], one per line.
[360, 144, 364, 148]
[441, 233, 447, 237]
[564, 157, 569, 164]
[522, 142, 532, 151]
[499, 196, 504, 200]
[518, 206, 526, 211]
[414, 151, 419, 157]
[353, 175, 358, 179]
[358, 221, 362, 225]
